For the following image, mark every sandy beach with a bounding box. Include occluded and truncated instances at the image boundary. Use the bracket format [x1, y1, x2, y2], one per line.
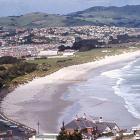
[1, 50, 140, 133]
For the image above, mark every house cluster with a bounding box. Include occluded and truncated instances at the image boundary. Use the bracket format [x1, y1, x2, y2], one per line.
[0, 114, 140, 140]
[0, 27, 31, 46]
[28, 115, 120, 140]
[31, 26, 135, 46]
[28, 115, 140, 140]
[0, 44, 59, 58]
[0, 25, 137, 58]
[0, 45, 37, 58]
[63, 115, 120, 140]
[0, 45, 76, 58]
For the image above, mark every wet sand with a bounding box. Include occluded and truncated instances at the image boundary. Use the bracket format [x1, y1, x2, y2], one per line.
[1, 51, 140, 133]
[1, 82, 74, 133]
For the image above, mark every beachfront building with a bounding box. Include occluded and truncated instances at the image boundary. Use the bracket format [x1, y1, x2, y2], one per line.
[38, 50, 58, 58]
[63, 115, 120, 140]
[62, 50, 76, 56]
[29, 133, 58, 140]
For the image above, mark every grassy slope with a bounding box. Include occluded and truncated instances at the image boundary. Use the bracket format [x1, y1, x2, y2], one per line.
[10, 47, 140, 87]
[0, 12, 67, 28]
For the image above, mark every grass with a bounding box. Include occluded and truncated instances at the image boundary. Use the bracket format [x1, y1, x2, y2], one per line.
[10, 47, 140, 87]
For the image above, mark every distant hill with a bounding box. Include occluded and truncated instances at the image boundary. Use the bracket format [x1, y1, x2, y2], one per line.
[1, 5, 140, 28]
[0, 12, 68, 28]
[69, 5, 140, 27]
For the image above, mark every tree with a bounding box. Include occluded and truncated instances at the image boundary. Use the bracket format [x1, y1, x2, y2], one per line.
[57, 122, 68, 140]
[73, 129, 82, 140]
[57, 122, 82, 140]
[0, 66, 6, 71]
[0, 56, 20, 64]
[0, 61, 37, 89]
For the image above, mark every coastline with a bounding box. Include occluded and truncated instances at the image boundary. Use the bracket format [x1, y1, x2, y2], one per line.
[1, 50, 140, 133]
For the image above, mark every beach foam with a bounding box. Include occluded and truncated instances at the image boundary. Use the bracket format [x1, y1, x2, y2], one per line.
[102, 57, 140, 122]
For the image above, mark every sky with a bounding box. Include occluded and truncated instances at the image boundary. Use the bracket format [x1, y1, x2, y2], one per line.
[0, 0, 140, 17]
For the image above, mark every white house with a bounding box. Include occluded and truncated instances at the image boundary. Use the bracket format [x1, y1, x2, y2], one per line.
[62, 50, 76, 56]
[38, 50, 58, 57]
[29, 133, 58, 140]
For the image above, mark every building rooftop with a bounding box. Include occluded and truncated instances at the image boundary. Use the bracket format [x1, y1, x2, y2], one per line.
[64, 116, 120, 134]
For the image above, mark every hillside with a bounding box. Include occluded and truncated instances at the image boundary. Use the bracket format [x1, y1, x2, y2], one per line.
[0, 12, 67, 28]
[1, 5, 140, 28]
[69, 5, 140, 27]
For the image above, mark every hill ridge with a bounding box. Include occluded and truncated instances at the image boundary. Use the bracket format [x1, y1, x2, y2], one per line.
[1, 5, 140, 28]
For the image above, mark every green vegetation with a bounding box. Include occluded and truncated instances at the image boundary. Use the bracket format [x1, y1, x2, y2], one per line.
[57, 124, 82, 140]
[57, 130, 82, 140]
[68, 5, 140, 27]
[1, 5, 140, 28]
[0, 56, 37, 88]
[0, 56, 20, 64]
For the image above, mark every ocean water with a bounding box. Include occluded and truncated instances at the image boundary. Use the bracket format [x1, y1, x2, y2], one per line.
[59, 57, 140, 129]
[102, 58, 140, 119]
[103, 58, 140, 120]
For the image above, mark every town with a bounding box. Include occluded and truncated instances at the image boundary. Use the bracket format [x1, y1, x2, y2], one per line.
[0, 25, 140, 58]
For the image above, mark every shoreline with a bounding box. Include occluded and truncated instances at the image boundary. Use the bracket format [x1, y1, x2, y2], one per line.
[1, 50, 140, 133]
[58, 58, 140, 131]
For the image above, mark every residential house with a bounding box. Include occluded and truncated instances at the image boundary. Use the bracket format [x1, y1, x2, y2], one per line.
[63, 116, 120, 140]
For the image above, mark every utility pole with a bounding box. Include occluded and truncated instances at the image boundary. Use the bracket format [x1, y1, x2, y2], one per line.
[37, 121, 40, 135]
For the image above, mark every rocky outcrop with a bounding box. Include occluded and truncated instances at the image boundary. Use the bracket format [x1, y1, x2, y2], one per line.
[72, 39, 105, 51]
